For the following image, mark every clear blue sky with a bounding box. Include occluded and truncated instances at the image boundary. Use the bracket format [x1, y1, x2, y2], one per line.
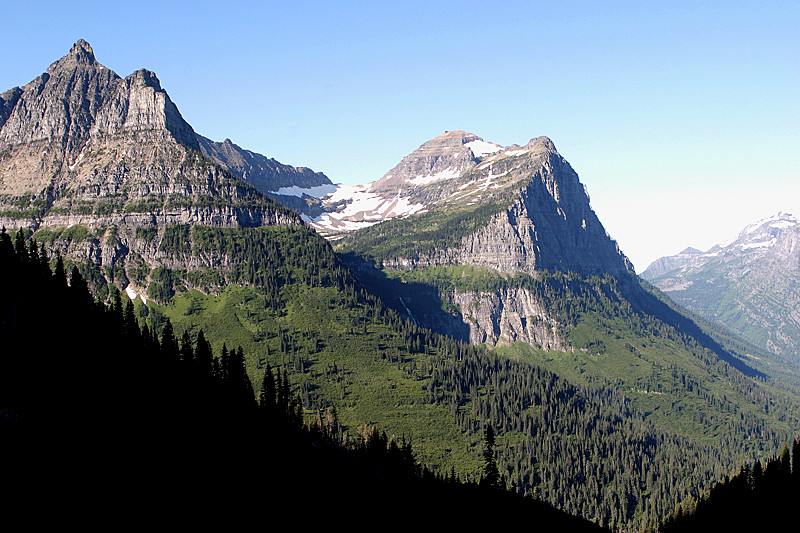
[2, 1, 798, 271]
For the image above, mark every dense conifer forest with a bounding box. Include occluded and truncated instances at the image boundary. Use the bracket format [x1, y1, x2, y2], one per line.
[0, 227, 604, 528]
[661, 439, 800, 530]
[7, 223, 799, 529]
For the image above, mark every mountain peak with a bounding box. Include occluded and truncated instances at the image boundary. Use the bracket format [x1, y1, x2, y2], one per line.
[679, 247, 703, 255]
[46, 39, 100, 75]
[127, 68, 163, 91]
[70, 39, 95, 58]
[435, 130, 480, 143]
[369, 130, 487, 193]
[526, 136, 557, 152]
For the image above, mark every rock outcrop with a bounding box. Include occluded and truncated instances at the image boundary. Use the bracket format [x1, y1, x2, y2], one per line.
[0, 40, 309, 297]
[448, 287, 570, 349]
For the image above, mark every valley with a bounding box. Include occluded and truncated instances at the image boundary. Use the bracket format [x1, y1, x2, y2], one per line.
[2, 40, 799, 530]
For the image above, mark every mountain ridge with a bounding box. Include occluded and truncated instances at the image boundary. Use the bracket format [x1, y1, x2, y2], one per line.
[0, 40, 330, 232]
[643, 212, 800, 358]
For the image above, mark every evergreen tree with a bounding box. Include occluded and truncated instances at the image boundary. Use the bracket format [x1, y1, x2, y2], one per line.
[14, 228, 28, 263]
[195, 330, 213, 379]
[53, 254, 67, 289]
[233, 346, 254, 407]
[259, 364, 276, 411]
[180, 330, 194, 366]
[481, 424, 501, 490]
[69, 266, 90, 306]
[160, 319, 179, 362]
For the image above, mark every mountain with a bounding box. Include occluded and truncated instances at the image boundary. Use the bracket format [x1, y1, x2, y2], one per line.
[333, 130, 800, 458]
[643, 212, 800, 358]
[334, 131, 633, 277]
[643, 246, 704, 279]
[297, 131, 632, 281]
[195, 134, 334, 217]
[3, 41, 800, 530]
[331, 130, 630, 347]
[0, 40, 337, 300]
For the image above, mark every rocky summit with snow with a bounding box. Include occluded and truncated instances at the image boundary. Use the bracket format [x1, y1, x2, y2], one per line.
[292, 130, 630, 278]
[329, 130, 634, 348]
[643, 212, 800, 357]
[333, 130, 632, 277]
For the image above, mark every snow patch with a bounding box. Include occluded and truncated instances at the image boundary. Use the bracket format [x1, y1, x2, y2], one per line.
[741, 238, 776, 250]
[273, 183, 338, 198]
[770, 220, 797, 229]
[68, 140, 90, 170]
[125, 285, 147, 304]
[408, 167, 461, 186]
[465, 140, 503, 158]
[307, 185, 426, 234]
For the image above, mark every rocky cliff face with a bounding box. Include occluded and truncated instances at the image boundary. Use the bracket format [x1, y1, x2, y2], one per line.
[446, 145, 631, 276]
[644, 213, 800, 357]
[196, 135, 331, 193]
[338, 132, 633, 349]
[342, 134, 632, 278]
[0, 40, 309, 298]
[447, 287, 570, 349]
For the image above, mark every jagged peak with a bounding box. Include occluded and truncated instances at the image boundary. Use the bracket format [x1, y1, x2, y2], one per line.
[679, 247, 703, 255]
[46, 39, 100, 73]
[126, 68, 163, 91]
[525, 136, 557, 152]
[70, 39, 95, 59]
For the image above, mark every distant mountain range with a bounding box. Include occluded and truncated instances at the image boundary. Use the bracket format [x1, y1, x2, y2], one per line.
[643, 212, 800, 358]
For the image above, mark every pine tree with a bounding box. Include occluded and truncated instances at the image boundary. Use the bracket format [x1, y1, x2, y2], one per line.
[14, 229, 28, 263]
[180, 331, 194, 366]
[195, 330, 213, 379]
[160, 320, 179, 362]
[53, 254, 67, 289]
[234, 346, 254, 407]
[481, 424, 501, 490]
[259, 364, 276, 411]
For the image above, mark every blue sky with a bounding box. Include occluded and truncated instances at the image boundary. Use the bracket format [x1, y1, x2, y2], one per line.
[2, 1, 798, 270]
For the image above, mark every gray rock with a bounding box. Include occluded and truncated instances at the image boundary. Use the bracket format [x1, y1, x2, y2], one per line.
[0, 40, 310, 299]
[646, 212, 800, 357]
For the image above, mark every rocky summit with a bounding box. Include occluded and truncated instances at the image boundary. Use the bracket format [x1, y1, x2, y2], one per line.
[334, 130, 633, 278]
[643, 212, 800, 357]
[0, 40, 333, 300]
[333, 131, 634, 348]
[0, 39, 331, 232]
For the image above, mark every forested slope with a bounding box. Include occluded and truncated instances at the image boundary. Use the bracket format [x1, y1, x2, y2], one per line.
[0, 227, 604, 530]
[33, 223, 778, 529]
